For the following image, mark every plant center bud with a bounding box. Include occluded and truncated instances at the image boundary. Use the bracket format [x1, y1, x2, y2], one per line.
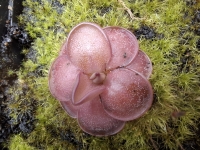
[90, 72, 106, 84]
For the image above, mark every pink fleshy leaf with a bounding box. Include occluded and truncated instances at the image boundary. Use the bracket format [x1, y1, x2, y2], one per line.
[59, 38, 68, 56]
[101, 68, 153, 121]
[49, 55, 80, 101]
[126, 50, 152, 79]
[72, 72, 105, 105]
[103, 27, 139, 70]
[60, 101, 79, 118]
[48, 22, 154, 136]
[65, 22, 112, 73]
[77, 97, 125, 136]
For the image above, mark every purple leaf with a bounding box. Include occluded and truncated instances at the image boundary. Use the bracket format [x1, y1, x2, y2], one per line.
[77, 96, 125, 136]
[126, 50, 152, 79]
[63, 22, 112, 74]
[101, 68, 153, 121]
[49, 55, 80, 102]
[103, 27, 139, 70]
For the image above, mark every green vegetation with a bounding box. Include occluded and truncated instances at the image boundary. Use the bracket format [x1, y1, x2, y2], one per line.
[7, 0, 200, 149]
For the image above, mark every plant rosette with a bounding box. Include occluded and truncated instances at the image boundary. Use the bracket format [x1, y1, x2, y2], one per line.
[49, 22, 153, 136]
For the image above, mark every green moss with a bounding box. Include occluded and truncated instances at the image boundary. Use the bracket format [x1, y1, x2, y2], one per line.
[9, 134, 35, 150]
[6, 0, 200, 149]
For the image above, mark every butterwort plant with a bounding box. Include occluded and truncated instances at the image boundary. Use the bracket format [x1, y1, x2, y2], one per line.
[49, 22, 153, 136]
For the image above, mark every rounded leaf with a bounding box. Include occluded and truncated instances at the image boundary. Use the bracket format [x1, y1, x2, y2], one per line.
[103, 27, 139, 70]
[77, 97, 125, 136]
[101, 68, 153, 121]
[49, 55, 80, 101]
[65, 22, 112, 73]
[126, 50, 152, 79]
[60, 101, 79, 118]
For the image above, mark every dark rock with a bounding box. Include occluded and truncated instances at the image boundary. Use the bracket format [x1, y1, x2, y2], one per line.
[196, 39, 200, 50]
[61, 130, 83, 150]
[133, 25, 162, 40]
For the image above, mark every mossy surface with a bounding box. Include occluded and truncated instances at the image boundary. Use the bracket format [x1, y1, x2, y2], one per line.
[6, 0, 200, 149]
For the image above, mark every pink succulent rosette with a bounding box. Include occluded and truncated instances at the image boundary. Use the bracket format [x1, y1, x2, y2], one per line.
[49, 22, 153, 136]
